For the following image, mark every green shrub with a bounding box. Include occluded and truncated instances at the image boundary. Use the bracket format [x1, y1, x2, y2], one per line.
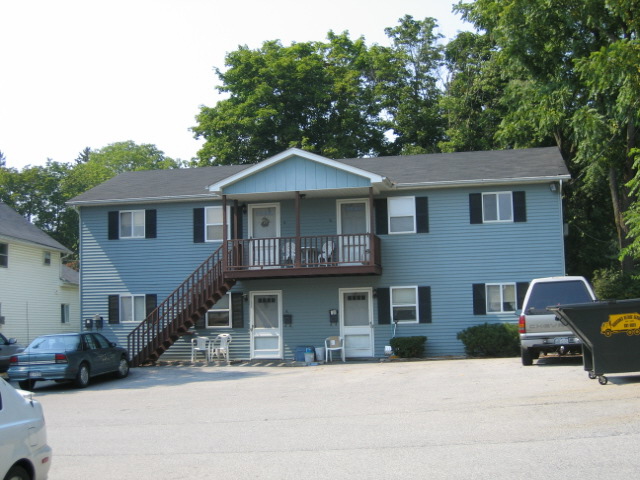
[456, 323, 519, 357]
[389, 336, 427, 358]
[592, 268, 640, 300]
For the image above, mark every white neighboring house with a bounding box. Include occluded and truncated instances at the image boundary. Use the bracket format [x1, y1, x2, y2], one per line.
[0, 202, 79, 344]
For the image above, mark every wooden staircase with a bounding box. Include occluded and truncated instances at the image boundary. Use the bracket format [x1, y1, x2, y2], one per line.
[127, 245, 234, 367]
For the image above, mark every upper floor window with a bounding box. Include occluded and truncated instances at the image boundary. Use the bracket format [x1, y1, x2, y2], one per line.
[0, 243, 7, 267]
[120, 210, 145, 238]
[388, 197, 416, 234]
[206, 293, 231, 327]
[108, 210, 156, 240]
[469, 191, 526, 224]
[486, 283, 516, 313]
[205, 206, 224, 242]
[43, 251, 51, 266]
[391, 286, 418, 323]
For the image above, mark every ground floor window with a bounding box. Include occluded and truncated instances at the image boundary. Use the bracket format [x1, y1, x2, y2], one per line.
[121, 295, 146, 322]
[486, 283, 516, 313]
[391, 286, 418, 322]
[61, 304, 70, 323]
[207, 293, 231, 327]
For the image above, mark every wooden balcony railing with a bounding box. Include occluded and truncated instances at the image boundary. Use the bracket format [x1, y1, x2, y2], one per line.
[225, 233, 381, 277]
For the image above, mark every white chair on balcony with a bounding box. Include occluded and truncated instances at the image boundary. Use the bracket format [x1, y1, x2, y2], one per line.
[325, 336, 345, 362]
[211, 333, 232, 362]
[282, 241, 296, 267]
[318, 241, 335, 266]
[190, 336, 211, 362]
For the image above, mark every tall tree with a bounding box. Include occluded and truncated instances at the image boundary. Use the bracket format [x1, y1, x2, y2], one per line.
[456, 0, 639, 273]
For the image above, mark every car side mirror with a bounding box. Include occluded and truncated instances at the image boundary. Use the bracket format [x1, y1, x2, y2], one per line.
[8, 338, 17, 345]
[514, 310, 522, 316]
[110, 342, 117, 348]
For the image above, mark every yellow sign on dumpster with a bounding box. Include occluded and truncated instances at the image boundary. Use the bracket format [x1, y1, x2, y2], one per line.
[601, 313, 640, 337]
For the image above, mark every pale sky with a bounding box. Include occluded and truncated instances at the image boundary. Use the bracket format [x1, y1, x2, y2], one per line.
[0, 0, 470, 170]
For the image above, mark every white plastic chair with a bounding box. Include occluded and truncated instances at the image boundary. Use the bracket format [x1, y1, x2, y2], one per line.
[325, 336, 345, 362]
[211, 333, 232, 362]
[318, 241, 335, 265]
[191, 336, 211, 362]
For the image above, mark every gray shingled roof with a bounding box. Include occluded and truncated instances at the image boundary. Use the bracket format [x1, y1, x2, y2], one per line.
[68, 147, 569, 204]
[0, 202, 71, 253]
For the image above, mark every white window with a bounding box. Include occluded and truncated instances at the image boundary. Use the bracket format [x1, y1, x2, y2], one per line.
[205, 206, 224, 242]
[486, 283, 516, 313]
[388, 197, 416, 234]
[0, 243, 7, 267]
[61, 304, 70, 323]
[206, 293, 231, 327]
[119, 210, 145, 238]
[43, 251, 51, 266]
[482, 192, 513, 222]
[391, 286, 418, 323]
[121, 295, 146, 322]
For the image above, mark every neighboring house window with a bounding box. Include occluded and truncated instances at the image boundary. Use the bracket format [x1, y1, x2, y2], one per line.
[43, 251, 51, 266]
[206, 293, 231, 327]
[0, 303, 4, 324]
[391, 286, 418, 323]
[0, 243, 7, 267]
[120, 295, 147, 322]
[472, 282, 529, 315]
[61, 304, 70, 323]
[108, 210, 157, 240]
[375, 197, 429, 235]
[388, 197, 416, 234]
[469, 191, 526, 224]
[205, 206, 224, 242]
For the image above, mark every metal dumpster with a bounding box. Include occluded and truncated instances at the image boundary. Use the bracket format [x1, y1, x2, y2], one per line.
[549, 299, 640, 385]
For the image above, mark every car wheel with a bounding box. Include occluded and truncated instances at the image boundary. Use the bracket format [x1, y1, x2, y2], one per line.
[18, 379, 35, 391]
[3, 464, 30, 480]
[75, 363, 90, 388]
[521, 348, 534, 366]
[114, 357, 130, 379]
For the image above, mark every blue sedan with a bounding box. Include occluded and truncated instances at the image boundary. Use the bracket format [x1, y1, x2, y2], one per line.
[8, 332, 129, 390]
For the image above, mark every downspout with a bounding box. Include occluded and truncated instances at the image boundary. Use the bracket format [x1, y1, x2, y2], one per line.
[295, 191, 301, 268]
[222, 195, 228, 272]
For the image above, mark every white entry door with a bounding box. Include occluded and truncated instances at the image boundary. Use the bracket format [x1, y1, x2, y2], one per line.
[250, 291, 282, 359]
[337, 200, 370, 264]
[249, 203, 280, 267]
[340, 288, 374, 357]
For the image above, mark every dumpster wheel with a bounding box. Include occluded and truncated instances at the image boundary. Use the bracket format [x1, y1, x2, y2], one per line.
[598, 375, 608, 385]
[588, 371, 597, 380]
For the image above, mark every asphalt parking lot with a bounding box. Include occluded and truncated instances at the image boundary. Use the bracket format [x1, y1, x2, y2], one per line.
[15, 355, 640, 479]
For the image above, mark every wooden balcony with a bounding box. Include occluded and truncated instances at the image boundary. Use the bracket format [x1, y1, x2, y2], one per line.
[224, 234, 382, 279]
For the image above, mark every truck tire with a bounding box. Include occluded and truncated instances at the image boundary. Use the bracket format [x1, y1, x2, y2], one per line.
[521, 348, 534, 366]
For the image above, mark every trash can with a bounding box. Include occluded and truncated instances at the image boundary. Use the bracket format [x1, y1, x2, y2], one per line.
[549, 299, 640, 385]
[315, 347, 325, 362]
[295, 346, 315, 362]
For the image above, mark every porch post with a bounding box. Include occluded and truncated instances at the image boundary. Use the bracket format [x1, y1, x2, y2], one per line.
[368, 187, 375, 266]
[222, 195, 228, 271]
[295, 191, 301, 267]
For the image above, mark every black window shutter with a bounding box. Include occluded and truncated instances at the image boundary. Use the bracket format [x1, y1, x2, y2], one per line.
[145, 294, 157, 317]
[416, 197, 429, 233]
[472, 284, 487, 315]
[516, 282, 529, 310]
[108, 211, 119, 240]
[108, 295, 120, 324]
[469, 194, 483, 224]
[231, 293, 244, 328]
[145, 210, 157, 238]
[193, 208, 205, 243]
[374, 199, 388, 235]
[377, 288, 391, 324]
[418, 286, 432, 323]
[513, 191, 527, 222]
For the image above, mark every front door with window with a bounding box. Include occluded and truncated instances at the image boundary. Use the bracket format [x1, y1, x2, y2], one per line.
[340, 288, 373, 357]
[249, 204, 280, 267]
[250, 291, 282, 359]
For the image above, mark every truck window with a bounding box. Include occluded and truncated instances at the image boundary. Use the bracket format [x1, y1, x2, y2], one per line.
[526, 281, 593, 314]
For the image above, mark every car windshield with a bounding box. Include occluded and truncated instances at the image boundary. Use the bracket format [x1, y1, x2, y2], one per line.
[26, 335, 80, 352]
[526, 281, 593, 314]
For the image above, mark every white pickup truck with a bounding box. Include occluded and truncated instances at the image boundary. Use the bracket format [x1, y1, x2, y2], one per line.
[519, 276, 597, 365]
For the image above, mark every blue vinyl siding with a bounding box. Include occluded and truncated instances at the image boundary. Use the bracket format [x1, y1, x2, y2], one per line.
[224, 156, 370, 195]
[78, 182, 565, 358]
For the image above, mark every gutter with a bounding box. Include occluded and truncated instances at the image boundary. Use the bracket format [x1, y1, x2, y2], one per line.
[393, 175, 571, 189]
